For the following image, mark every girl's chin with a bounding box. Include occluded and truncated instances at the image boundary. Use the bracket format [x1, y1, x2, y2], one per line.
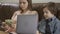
[21, 8, 26, 10]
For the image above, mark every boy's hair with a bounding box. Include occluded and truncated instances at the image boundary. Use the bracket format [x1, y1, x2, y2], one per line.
[47, 2, 55, 7]
[43, 2, 57, 16]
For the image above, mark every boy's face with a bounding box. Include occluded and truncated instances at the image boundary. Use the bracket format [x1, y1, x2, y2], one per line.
[43, 7, 53, 19]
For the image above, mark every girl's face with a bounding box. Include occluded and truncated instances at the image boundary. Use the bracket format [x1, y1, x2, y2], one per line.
[43, 7, 53, 19]
[19, 0, 28, 10]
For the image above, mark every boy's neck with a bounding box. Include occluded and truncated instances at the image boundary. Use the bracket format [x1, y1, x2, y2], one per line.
[46, 15, 55, 20]
[50, 15, 54, 18]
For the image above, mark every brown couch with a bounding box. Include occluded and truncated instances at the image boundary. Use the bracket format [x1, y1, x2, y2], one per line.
[0, 3, 19, 21]
[0, 3, 60, 22]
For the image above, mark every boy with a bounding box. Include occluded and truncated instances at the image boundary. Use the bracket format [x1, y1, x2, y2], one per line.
[38, 2, 60, 34]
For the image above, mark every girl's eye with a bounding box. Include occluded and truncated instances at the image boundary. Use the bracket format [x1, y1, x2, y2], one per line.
[19, 2, 22, 4]
[19, 2, 26, 4]
[23, 2, 26, 4]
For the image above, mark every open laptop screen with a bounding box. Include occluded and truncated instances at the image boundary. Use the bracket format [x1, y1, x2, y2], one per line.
[16, 14, 38, 34]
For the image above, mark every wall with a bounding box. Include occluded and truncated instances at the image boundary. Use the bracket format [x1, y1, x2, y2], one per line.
[0, 0, 60, 3]
[32, 0, 60, 3]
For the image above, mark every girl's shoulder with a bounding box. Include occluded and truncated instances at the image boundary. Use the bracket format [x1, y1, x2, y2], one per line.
[13, 10, 22, 15]
[14, 10, 21, 14]
[31, 10, 38, 14]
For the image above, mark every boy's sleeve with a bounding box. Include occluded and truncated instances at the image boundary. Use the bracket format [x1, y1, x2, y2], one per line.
[37, 19, 44, 33]
[37, 20, 43, 33]
[37, 22, 41, 32]
[53, 21, 60, 34]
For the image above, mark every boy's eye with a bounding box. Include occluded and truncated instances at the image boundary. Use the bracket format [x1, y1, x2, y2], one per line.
[45, 11, 48, 13]
[44, 11, 48, 14]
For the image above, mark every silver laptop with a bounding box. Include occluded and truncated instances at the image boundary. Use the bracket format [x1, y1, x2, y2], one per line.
[16, 14, 38, 34]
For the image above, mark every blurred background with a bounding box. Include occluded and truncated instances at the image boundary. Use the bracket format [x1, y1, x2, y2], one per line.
[0, 0, 60, 34]
[0, 0, 60, 3]
[0, 0, 60, 21]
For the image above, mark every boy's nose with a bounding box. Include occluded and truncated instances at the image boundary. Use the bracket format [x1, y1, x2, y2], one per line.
[44, 13, 46, 16]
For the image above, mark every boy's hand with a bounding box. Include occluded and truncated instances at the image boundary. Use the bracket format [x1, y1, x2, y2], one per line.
[36, 30, 42, 34]
[36, 30, 40, 34]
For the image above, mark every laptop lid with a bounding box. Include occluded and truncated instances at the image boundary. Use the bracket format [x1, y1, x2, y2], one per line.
[16, 14, 38, 34]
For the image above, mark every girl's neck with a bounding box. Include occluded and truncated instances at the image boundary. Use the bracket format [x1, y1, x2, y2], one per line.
[21, 9, 29, 13]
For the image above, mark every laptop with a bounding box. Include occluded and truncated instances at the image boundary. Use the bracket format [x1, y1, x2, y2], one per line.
[16, 14, 38, 34]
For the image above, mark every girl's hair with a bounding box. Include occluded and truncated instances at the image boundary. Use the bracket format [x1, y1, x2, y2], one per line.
[43, 2, 57, 16]
[19, 0, 32, 11]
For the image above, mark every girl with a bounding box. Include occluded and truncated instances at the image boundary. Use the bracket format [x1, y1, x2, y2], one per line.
[11, 0, 37, 23]
[11, 0, 38, 34]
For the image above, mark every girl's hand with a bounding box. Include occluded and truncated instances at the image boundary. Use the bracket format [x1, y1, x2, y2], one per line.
[5, 27, 14, 32]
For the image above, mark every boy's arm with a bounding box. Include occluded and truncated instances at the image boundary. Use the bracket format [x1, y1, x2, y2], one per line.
[53, 21, 60, 34]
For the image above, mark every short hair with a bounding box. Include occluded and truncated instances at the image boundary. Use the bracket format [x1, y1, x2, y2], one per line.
[19, 0, 32, 10]
[43, 2, 57, 15]
[47, 2, 55, 7]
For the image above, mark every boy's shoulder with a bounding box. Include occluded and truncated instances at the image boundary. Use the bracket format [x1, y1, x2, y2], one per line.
[53, 17, 60, 26]
[39, 19, 46, 24]
[54, 17, 60, 23]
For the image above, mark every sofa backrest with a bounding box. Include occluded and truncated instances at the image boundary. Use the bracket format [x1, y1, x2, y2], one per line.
[0, 3, 60, 21]
[0, 3, 19, 21]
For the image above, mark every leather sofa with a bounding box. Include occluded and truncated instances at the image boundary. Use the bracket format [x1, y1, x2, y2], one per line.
[0, 3, 60, 22]
[0, 3, 19, 21]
